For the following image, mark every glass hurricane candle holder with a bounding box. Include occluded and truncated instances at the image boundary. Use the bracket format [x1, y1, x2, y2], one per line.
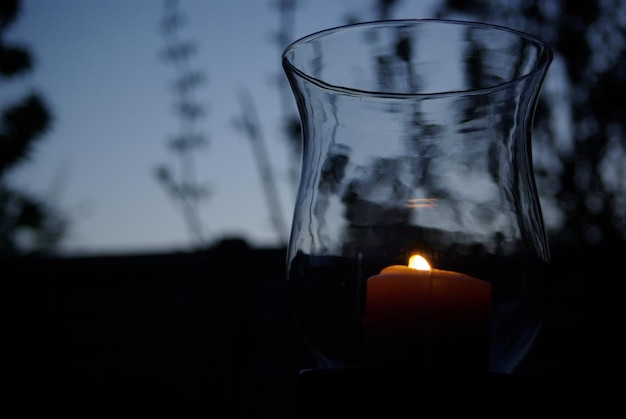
[283, 19, 553, 373]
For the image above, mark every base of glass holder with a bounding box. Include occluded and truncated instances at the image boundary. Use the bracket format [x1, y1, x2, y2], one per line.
[297, 367, 543, 418]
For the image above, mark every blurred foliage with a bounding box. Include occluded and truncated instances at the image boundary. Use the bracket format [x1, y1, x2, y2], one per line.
[156, 0, 211, 248]
[0, 0, 67, 256]
[230, 0, 300, 245]
[232, 88, 290, 245]
[432, 0, 626, 250]
[271, 0, 302, 198]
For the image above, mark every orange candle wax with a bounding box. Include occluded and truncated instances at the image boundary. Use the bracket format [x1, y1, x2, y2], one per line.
[364, 255, 492, 369]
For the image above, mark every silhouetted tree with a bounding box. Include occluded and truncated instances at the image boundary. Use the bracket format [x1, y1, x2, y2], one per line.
[434, 0, 626, 250]
[0, 0, 67, 256]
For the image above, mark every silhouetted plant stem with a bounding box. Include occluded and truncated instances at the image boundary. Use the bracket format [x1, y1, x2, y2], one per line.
[271, 0, 302, 198]
[157, 0, 210, 248]
[233, 88, 289, 246]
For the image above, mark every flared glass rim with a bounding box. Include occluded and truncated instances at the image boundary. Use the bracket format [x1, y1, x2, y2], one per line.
[282, 18, 554, 98]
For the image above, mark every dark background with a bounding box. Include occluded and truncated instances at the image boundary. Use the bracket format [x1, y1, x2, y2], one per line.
[2, 237, 625, 418]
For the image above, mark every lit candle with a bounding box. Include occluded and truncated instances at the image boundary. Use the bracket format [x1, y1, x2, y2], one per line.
[364, 255, 492, 369]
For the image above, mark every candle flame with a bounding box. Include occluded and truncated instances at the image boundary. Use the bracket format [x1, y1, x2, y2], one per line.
[408, 255, 431, 271]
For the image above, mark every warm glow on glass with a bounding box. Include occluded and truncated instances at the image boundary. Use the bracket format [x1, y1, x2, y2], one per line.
[408, 255, 431, 271]
[406, 198, 438, 208]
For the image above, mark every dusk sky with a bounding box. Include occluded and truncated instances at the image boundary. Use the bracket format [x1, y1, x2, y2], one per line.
[3, 0, 441, 255]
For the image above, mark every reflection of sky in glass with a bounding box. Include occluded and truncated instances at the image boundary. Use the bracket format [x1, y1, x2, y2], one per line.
[288, 17, 556, 258]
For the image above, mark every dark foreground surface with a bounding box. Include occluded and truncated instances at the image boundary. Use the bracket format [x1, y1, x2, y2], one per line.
[1, 239, 624, 418]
